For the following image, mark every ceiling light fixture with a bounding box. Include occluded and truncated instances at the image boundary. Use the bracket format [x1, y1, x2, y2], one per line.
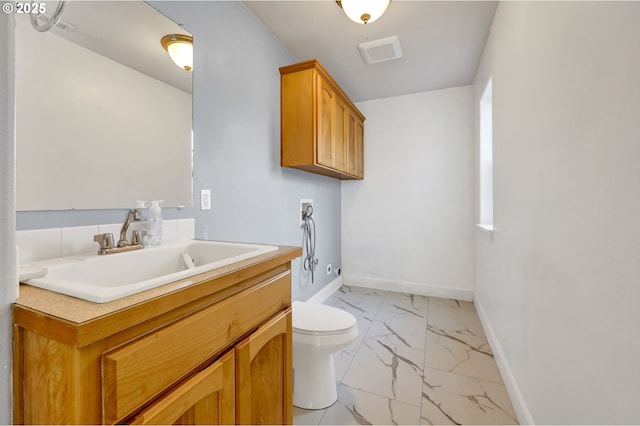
[336, 0, 390, 25]
[161, 34, 193, 72]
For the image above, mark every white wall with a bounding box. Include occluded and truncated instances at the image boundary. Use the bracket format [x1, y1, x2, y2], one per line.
[342, 86, 475, 300]
[0, 11, 17, 425]
[16, 18, 191, 210]
[474, 2, 640, 424]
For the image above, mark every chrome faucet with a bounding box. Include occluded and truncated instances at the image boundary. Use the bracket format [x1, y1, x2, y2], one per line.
[118, 208, 141, 247]
[92, 208, 143, 255]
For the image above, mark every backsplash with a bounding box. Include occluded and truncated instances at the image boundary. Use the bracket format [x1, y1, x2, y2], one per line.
[17, 218, 195, 264]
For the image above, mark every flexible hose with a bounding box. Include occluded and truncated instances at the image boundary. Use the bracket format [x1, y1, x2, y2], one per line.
[302, 205, 317, 283]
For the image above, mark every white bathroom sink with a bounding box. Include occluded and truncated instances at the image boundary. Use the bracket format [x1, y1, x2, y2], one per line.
[22, 240, 278, 303]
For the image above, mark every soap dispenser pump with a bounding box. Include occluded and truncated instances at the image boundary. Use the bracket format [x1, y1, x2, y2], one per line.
[136, 201, 148, 246]
[148, 200, 163, 247]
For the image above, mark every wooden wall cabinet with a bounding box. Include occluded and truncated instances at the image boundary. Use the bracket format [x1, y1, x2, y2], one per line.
[280, 59, 365, 180]
[13, 246, 300, 425]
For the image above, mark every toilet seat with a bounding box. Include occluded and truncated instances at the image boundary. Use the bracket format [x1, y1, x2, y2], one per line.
[292, 301, 356, 335]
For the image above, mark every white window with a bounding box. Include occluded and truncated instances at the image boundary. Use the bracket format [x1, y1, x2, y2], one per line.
[479, 78, 493, 230]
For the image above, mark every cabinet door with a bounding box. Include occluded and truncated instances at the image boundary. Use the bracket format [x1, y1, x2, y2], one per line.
[317, 77, 347, 173]
[130, 351, 235, 425]
[316, 77, 335, 168]
[333, 96, 348, 172]
[354, 116, 364, 178]
[236, 309, 292, 425]
[346, 109, 364, 178]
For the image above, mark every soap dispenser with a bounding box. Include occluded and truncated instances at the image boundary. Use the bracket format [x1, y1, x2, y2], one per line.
[135, 200, 147, 246]
[148, 200, 163, 247]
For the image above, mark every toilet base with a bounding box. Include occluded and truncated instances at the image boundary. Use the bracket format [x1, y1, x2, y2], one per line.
[292, 345, 338, 409]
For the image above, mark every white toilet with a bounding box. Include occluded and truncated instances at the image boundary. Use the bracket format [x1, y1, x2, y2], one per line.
[292, 301, 359, 409]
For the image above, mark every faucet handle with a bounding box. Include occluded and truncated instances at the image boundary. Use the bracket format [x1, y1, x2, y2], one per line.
[93, 233, 114, 254]
[131, 230, 142, 245]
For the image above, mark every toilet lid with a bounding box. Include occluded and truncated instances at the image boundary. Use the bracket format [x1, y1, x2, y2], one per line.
[292, 301, 357, 335]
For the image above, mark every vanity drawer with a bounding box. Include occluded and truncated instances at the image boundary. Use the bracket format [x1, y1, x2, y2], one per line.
[102, 271, 290, 424]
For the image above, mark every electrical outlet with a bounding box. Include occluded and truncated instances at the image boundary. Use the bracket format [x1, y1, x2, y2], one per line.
[327, 264, 332, 275]
[200, 189, 211, 210]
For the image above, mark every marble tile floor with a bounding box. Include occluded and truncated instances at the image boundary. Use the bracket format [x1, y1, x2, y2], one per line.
[293, 286, 518, 425]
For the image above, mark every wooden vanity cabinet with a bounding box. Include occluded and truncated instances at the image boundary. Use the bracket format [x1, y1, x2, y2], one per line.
[236, 309, 292, 424]
[13, 246, 300, 425]
[280, 59, 365, 180]
[130, 350, 236, 425]
[131, 310, 292, 426]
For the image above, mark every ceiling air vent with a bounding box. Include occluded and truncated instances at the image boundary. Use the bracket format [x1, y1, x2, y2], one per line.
[357, 35, 403, 65]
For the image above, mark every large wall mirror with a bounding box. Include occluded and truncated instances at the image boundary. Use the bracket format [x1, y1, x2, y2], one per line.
[16, 1, 193, 211]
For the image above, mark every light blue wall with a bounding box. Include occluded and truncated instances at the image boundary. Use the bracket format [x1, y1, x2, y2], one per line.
[152, 1, 341, 301]
[16, 1, 342, 302]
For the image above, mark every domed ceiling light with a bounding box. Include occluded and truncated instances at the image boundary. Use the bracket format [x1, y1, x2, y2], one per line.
[336, 0, 391, 24]
[161, 34, 193, 72]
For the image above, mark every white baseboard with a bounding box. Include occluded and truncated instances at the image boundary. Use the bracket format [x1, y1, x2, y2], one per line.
[474, 294, 534, 425]
[343, 275, 473, 301]
[305, 275, 343, 304]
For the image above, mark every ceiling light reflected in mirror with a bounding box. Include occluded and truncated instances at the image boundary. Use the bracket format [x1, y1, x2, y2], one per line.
[161, 34, 193, 72]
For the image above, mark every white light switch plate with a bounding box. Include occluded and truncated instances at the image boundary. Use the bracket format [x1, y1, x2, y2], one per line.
[201, 189, 211, 210]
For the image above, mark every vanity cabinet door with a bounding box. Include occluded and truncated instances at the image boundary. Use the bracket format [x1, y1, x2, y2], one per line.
[130, 351, 235, 425]
[102, 271, 290, 423]
[235, 309, 292, 425]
